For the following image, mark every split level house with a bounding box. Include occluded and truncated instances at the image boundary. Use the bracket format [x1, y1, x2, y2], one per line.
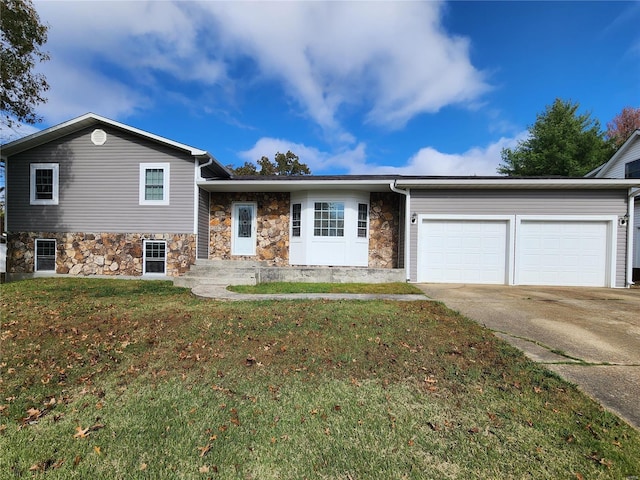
[2, 114, 639, 288]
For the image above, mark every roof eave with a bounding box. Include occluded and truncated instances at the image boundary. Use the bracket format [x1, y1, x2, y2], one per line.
[197, 178, 396, 192]
[0, 112, 210, 158]
[394, 178, 640, 189]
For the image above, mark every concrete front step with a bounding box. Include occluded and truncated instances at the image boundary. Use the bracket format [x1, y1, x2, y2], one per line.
[174, 259, 406, 289]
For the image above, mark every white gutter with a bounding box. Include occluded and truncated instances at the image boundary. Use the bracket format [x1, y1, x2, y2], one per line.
[627, 187, 640, 287]
[390, 181, 411, 282]
[394, 178, 640, 189]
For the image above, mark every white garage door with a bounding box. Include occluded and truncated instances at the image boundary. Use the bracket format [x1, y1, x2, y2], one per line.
[516, 220, 608, 287]
[418, 219, 509, 284]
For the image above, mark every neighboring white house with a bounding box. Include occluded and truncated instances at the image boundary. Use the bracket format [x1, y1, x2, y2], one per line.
[589, 130, 640, 281]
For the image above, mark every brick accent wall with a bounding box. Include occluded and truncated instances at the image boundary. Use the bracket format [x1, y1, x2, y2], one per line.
[209, 192, 290, 265]
[6, 232, 196, 277]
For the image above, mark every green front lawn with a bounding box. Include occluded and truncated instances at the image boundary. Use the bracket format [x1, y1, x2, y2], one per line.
[1, 278, 638, 479]
[227, 281, 424, 295]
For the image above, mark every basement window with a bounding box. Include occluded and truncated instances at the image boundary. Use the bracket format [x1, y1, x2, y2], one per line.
[35, 239, 56, 272]
[143, 240, 166, 274]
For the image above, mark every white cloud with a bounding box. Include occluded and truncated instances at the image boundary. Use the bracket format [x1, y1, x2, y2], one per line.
[33, 1, 487, 138]
[238, 137, 367, 174]
[355, 133, 528, 176]
[239, 132, 526, 177]
[33, 1, 228, 123]
[204, 1, 489, 134]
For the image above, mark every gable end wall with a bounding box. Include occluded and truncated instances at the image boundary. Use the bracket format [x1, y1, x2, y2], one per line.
[6, 126, 196, 233]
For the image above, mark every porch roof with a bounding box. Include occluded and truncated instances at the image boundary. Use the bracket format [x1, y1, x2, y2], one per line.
[198, 175, 640, 192]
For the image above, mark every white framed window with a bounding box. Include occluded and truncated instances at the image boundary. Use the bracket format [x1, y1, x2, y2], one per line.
[30, 163, 59, 205]
[357, 203, 368, 238]
[292, 203, 302, 237]
[139, 163, 170, 205]
[143, 240, 167, 274]
[314, 202, 344, 237]
[35, 239, 56, 272]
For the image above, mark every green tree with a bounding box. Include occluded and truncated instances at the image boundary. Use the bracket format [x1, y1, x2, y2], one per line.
[1, 0, 50, 129]
[606, 106, 640, 148]
[229, 151, 311, 176]
[498, 99, 615, 177]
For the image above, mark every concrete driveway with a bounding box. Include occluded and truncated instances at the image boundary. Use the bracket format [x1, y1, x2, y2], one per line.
[417, 284, 640, 429]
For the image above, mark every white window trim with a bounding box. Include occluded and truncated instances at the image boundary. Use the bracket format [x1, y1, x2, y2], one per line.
[357, 202, 369, 239]
[30, 163, 59, 205]
[139, 163, 170, 205]
[35, 238, 57, 272]
[143, 239, 167, 275]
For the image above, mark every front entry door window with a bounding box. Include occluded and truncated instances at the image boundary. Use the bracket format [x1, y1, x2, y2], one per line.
[232, 203, 257, 256]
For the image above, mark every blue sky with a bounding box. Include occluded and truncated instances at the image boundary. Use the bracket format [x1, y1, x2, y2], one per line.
[4, 0, 640, 177]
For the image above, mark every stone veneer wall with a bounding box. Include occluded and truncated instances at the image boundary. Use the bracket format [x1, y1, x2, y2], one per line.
[209, 192, 290, 265]
[7, 232, 196, 277]
[368, 192, 401, 268]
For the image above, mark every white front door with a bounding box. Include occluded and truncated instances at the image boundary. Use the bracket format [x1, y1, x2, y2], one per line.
[232, 203, 257, 256]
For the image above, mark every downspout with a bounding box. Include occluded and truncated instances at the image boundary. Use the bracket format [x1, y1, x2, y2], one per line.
[627, 187, 640, 287]
[390, 181, 410, 282]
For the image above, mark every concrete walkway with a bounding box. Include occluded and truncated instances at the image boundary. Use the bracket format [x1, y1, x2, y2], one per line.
[417, 283, 640, 430]
[191, 284, 428, 302]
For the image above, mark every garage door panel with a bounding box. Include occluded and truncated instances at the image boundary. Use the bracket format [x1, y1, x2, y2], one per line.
[419, 219, 508, 284]
[517, 220, 608, 287]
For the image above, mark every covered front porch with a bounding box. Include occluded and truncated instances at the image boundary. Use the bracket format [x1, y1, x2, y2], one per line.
[197, 176, 406, 274]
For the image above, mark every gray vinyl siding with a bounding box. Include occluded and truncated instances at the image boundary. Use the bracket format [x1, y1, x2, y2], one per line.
[602, 140, 640, 178]
[409, 189, 629, 287]
[7, 126, 196, 233]
[198, 189, 210, 259]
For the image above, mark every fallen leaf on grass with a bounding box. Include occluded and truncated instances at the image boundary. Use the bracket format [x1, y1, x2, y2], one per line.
[93, 446, 101, 455]
[28, 459, 63, 473]
[74, 426, 90, 439]
[139, 463, 148, 471]
[21, 407, 46, 426]
[199, 465, 210, 473]
[74, 423, 104, 439]
[585, 452, 612, 468]
[198, 444, 211, 457]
